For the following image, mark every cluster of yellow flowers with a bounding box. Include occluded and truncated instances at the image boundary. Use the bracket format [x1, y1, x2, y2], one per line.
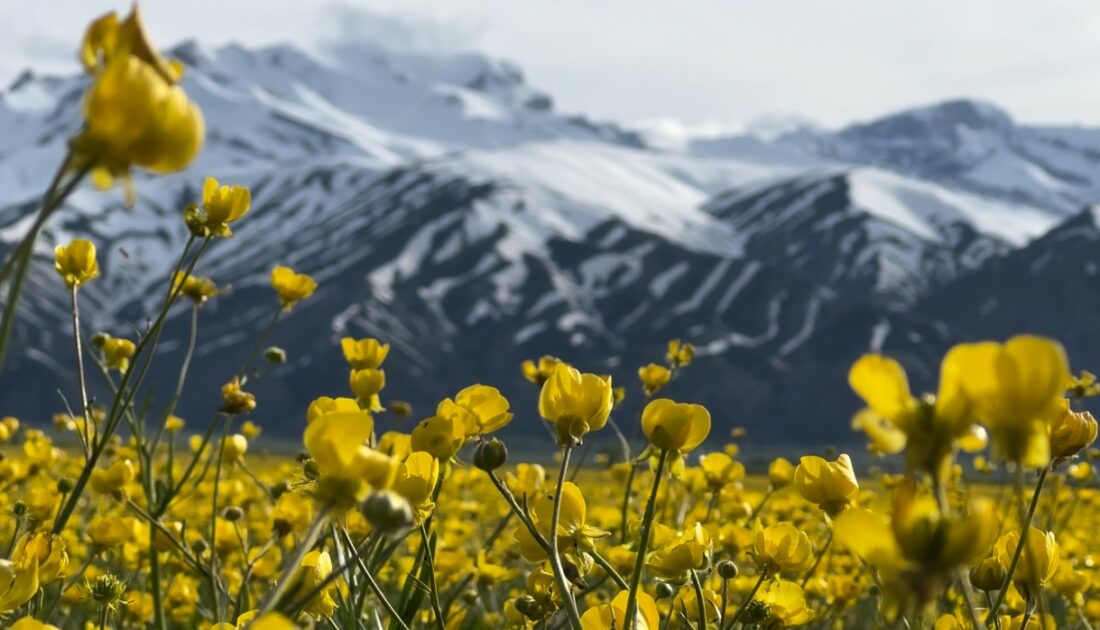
[3, 7, 1100, 630]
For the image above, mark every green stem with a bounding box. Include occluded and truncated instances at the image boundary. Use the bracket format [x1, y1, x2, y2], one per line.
[624, 449, 669, 630]
[239, 308, 282, 384]
[690, 570, 708, 630]
[725, 571, 767, 630]
[548, 446, 583, 630]
[419, 523, 447, 630]
[69, 285, 93, 458]
[255, 506, 330, 616]
[799, 528, 833, 587]
[590, 550, 628, 590]
[985, 465, 1050, 625]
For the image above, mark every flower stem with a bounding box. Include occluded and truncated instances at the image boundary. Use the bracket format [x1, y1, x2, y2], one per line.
[725, 571, 767, 630]
[69, 285, 93, 458]
[548, 446, 583, 630]
[255, 506, 330, 616]
[624, 449, 669, 630]
[690, 569, 708, 630]
[985, 465, 1050, 624]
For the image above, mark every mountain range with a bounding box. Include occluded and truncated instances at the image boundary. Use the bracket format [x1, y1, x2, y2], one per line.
[1, 39, 1098, 446]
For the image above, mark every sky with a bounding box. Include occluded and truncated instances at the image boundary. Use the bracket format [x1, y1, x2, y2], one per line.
[3, 0, 1100, 133]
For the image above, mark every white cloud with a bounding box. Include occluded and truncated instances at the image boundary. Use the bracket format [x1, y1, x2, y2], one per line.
[2, 0, 1100, 128]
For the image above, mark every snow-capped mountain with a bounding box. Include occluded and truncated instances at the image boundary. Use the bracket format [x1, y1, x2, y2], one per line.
[2, 41, 1098, 444]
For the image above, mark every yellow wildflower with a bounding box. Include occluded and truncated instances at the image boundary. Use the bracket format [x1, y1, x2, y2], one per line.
[54, 239, 100, 288]
[270, 265, 317, 310]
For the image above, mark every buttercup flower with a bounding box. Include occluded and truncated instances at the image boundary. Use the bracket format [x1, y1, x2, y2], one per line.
[666, 339, 695, 367]
[751, 521, 815, 575]
[538, 363, 613, 447]
[641, 398, 711, 455]
[220, 377, 256, 415]
[270, 266, 317, 310]
[646, 523, 711, 581]
[794, 454, 859, 517]
[341, 337, 390, 370]
[994, 527, 1059, 597]
[303, 409, 394, 507]
[521, 355, 561, 386]
[100, 336, 135, 372]
[172, 271, 221, 304]
[579, 590, 659, 630]
[768, 457, 796, 490]
[410, 401, 471, 460]
[637, 363, 671, 396]
[349, 368, 386, 412]
[1046, 398, 1097, 460]
[54, 239, 100, 288]
[453, 384, 512, 435]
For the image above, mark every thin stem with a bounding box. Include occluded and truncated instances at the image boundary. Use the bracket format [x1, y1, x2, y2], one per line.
[419, 523, 447, 630]
[725, 571, 767, 630]
[340, 528, 410, 630]
[620, 462, 638, 544]
[799, 528, 833, 588]
[985, 466, 1050, 624]
[690, 570, 708, 630]
[69, 285, 93, 458]
[151, 304, 199, 455]
[255, 507, 330, 616]
[624, 449, 669, 630]
[719, 576, 729, 628]
[590, 550, 629, 590]
[239, 308, 282, 383]
[548, 446, 583, 630]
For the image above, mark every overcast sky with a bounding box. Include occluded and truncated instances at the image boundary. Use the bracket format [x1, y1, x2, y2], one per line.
[3, 1, 1099, 132]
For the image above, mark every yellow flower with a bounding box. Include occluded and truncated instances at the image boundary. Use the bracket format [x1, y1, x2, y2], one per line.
[794, 454, 859, 517]
[890, 480, 996, 570]
[172, 271, 221, 304]
[410, 401, 470, 460]
[948, 335, 1070, 467]
[539, 363, 613, 447]
[12, 533, 67, 584]
[88, 516, 133, 548]
[1046, 398, 1097, 460]
[54, 239, 100, 288]
[10, 617, 60, 630]
[580, 590, 659, 630]
[164, 415, 185, 433]
[303, 410, 394, 507]
[377, 431, 412, 459]
[768, 457, 796, 490]
[751, 521, 814, 575]
[0, 555, 38, 614]
[393, 451, 440, 523]
[306, 396, 360, 423]
[516, 482, 609, 563]
[220, 377, 256, 415]
[89, 459, 135, 495]
[699, 452, 745, 490]
[270, 266, 317, 310]
[241, 420, 262, 439]
[223, 434, 248, 462]
[641, 398, 711, 454]
[646, 523, 711, 580]
[754, 580, 814, 627]
[349, 369, 386, 412]
[666, 339, 695, 367]
[200, 177, 251, 237]
[454, 384, 513, 435]
[101, 336, 135, 372]
[73, 8, 203, 199]
[280, 550, 337, 618]
[994, 527, 1059, 596]
[340, 337, 390, 370]
[521, 355, 561, 386]
[637, 363, 671, 396]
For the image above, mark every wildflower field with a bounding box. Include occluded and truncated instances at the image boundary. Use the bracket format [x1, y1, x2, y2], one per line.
[2, 7, 1100, 630]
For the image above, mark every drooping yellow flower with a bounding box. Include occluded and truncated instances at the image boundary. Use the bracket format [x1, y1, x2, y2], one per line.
[754, 580, 814, 627]
[454, 384, 512, 435]
[349, 368, 386, 412]
[538, 363, 614, 447]
[1046, 398, 1097, 460]
[101, 336, 135, 372]
[641, 398, 711, 455]
[751, 521, 815, 575]
[200, 177, 251, 238]
[340, 337, 390, 370]
[580, 590, 659, 630]
[637, 363, 671, 396]
[220, 377, 256, 415]
[270, 266, 317, 310]
[794, 454, 859, 517]
[172, 271, 221, 305]
[994, 527, 1059, 597]
[393, 451, 440, 523]
[73, 8, 204, 199]
[54, 239, 100, 288]
[890, 480, 996, 570]
[948, 335, 1070, 467]
[303, 410, 395, 508]
[646, 522, 711, 580]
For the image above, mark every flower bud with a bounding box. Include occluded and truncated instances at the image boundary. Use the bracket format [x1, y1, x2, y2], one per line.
[11, 501, 27, 517]
[264, 347, 287, 364]
[222, 506, 244, 522]
[514, 595, 543, 620]
[184, 203, 208, 237]
[303, 459, 320, 481]
[57, 478, 74, 494]
[716, 560, 739, 580]
[970, 556, 1007, 592]
[87, 573, 128, 607]
[473, 438, 508, 472]
[361, 490, 414, 536]
[90, 332, 109, 348]
[655, 581, 676, 599]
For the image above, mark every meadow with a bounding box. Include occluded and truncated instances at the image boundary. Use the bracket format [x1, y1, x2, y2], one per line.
[0, 7, 1098, 630]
